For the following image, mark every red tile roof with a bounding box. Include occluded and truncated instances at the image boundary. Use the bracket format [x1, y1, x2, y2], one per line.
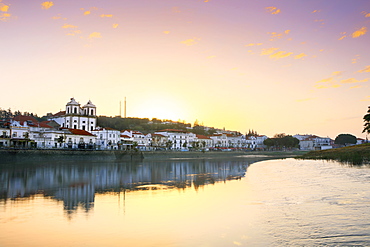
[68, 129, 95, 136]
[51, 111, 66, 117]
[13, 115, 38, 123]
[152, 133, 166, 137]
[196, 134, 211, 139]
[120, 134, 131, 138]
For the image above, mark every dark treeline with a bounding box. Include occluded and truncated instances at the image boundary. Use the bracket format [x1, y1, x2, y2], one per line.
[0, 108, 45, 121]
[97, 116, 218, 135]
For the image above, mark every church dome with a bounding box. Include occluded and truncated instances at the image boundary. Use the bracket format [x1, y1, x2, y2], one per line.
[83, 100, 96, 108]
[66, 97, 79, 106]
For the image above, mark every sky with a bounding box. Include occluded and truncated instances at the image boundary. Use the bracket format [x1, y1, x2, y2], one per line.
[1, 0, 370, 139]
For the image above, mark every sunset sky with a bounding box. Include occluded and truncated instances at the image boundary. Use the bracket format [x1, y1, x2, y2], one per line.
[1, 0, 370, 138]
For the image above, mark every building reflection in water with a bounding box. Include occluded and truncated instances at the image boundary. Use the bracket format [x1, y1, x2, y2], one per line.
[0, 158, 264, 215]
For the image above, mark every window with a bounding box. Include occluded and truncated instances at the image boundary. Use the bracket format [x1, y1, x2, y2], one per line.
[82, 121, 86, 123]
[82, 126, 86, 130]
[91, 109, 94, 115]
[74, 125, 77, 129]
[74, 107, 77, 114]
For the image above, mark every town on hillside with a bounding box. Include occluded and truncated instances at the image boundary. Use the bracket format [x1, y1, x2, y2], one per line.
[0, 98, 366, 151]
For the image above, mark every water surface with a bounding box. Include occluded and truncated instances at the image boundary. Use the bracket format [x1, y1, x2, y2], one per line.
[1, 157, 370, 246]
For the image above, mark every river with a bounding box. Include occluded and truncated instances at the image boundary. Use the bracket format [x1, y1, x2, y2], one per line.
[0, 156, 370, 246]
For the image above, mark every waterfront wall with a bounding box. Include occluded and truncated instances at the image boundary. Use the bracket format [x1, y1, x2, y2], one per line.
[0, 149, 143, 162]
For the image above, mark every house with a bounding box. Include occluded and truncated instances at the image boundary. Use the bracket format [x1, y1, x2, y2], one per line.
[246, 135, 268, 150]
[294, 134, 332, 150]
[120, 130, 152, 150]
[91, 127, 120, 150]
[225, 134, 247, 149]
[48, 98, 97, 131]
[154, 129, 193, 150]
[65, 129, 96, 149]
[210, 133, 228, 148]
[0, 127, 10, 147]
[195, 134, 213, 150]
[151, 133, 168, 150]
[357, 138, 367, 145]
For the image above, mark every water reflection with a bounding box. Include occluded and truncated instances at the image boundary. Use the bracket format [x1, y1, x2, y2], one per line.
[0, 157, 263, 215]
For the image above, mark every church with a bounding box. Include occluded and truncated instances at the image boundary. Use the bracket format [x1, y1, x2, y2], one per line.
[48, 98, 97, 131]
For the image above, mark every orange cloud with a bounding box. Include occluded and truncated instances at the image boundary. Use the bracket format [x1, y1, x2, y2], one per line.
[207, 55, 216, 59]
[41, 2, 54, 10]
[340, 78, 369, 84]
[265, 7, 281, 14]
[89, 32, 102, 39]
[316, 77, 333, 84]
[84, 11, 91, 15]
[180, 38, 199, 46]
[331, 71, 343, 76]
[66, 30, 81, 36]
[113, 23, 119, 28]
[358, 65, 370, 73]
[362, 11, 370, 18]
[245, 43, 263, 46]
[163, 31, 170, 34]
[268, 30, 290, 41]
[269, 51, 293, 59]
[312, 10, 321, 13]
[352, 27, 367, 38]
[0, 12, 10, 21]
[261, 47, 279, 55]
[350, 85, 362, 89]
[62, 24, 78, 29]
[0, 2, 9, 12]
[294, 53, 307, 59]
[100, 14, 113, 18]
[362, 96, 370, 101]
[296, 98, 316, 102]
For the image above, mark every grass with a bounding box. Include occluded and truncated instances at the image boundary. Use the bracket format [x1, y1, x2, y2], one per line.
[298, 143, 370, 165]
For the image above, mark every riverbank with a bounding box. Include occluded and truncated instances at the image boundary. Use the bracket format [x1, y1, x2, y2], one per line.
[0, 148, 307, 163]
[0, 149, 144, 163]
[142, 150, 307, 160]
[298, 143, 370, 165]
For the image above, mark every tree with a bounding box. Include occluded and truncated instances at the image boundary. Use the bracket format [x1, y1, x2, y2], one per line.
[334, 134, 357, 146]
[263, 135, 299, 150]
[263, 138, 275, 148]
[363, 106, 370, 135]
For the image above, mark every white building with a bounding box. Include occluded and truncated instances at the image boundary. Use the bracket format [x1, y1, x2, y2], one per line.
[246, 135, 268, 150]
[294, 134, 332, 150]
[210, 133, 228, 148]
[154, 129, 193, 150]
[195, 134, 213, 150]
[48, 98, 97, 131]
[91, 127, 120, 150]
[0, 127, 11, 147]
